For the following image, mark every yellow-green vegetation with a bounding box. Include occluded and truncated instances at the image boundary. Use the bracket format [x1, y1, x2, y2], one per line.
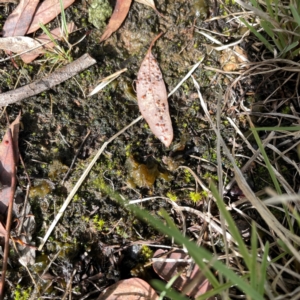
[3, 0, 297, 298]
[29, 180, 52, 198]
[166, 191, 178, 201]
[48, 160, 68, 180]
[116, 225, 129, 239]
[183, 168, 192, 183]
[126, 155, 172, 188]
[189, 191, 208, 203]
[125, 144, 132, 157]
[88, 0, 112, 29]
[92, 215, 106, 231]
[92, 177, 109, 193]
[203, 172, 219, 181]
[281, 106, 291, 114]
[192, 0, 209, 18]
[14, 285, 32, 300]
[140, 245, 153, 261]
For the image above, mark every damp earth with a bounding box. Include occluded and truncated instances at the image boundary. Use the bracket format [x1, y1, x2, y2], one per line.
[0, 0, 299, 299]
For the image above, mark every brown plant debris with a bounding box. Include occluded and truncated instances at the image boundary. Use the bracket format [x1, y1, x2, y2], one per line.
[136, 32, 173, 147]
[0, 53, 96, 106]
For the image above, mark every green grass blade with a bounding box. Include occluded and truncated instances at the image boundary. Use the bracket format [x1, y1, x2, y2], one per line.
[281, 41, 299, 57]
[104, 187, 265, 299]
[153, 280, 189, 300]
[196, 280, 235, 300]
[250, 126, 281, 194]
[210, 182, 251, 269]
[250, 223, 258, 290]
[159, 209, 218, 287]
[260, 21, 284, 52]
[240, 18, 274, 54]
[260, 21, 274, 39]
[59, 0, 68, 39]
[274, 0, 279, 22]
[249, 0, 259, 9]
[290, 5, 300, 27]
[265, 0, 274, 18]
[39, 23, 57, 45]
[276, 31, 288, 51]
[292, 47, 300, 58]
[258, 242, 269, 295]
[250, 125, 295, 233]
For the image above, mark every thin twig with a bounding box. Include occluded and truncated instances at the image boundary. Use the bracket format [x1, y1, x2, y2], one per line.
[0, 53, 96, 106]
[61, 129, 91, 185]
[17, 154, 32, 236]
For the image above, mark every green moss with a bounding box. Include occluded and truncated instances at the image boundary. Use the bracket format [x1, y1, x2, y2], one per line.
[116, 225, 128, 238]
[14, 284, 32, 300]
[29, 180, 52, 199]
[281, 106, 291, 114]
[140, 245, 153, 261]
[189, 191, 209, 203]
[92, 215, 105, 231]
[203, 172, 218, 181]
[81, 215, 90, 222]
[184, 169, 192, 183]
[74, 194, 80, 202]
[166, 192, 178, 201]
[88, 0, 112, 29]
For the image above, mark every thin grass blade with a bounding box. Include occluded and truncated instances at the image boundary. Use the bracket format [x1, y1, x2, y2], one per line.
[153, 279, 189, 300]
[210, 182, 252, 269]
[59, 0, 68, 39]
[250, 223, 258, 290]
[240, 18, 274, 54]
[258, 242, 269, 295]
[290, 5, 300, 27]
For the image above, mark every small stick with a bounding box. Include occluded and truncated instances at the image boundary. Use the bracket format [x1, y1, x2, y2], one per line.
[17, 154, 32, 236]
[0, 54, 96, 106]
[61, 129, 91, 185]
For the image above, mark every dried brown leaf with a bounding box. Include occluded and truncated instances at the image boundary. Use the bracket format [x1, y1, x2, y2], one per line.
[0, 36, 44, 55]
[0, 222, 7, 237]
[153, 249, 213, 298]
[0, 129, 16, 212]
[97, 278, 158, 300]
[26, 0, 75, 34]
[220, 46, 249, 71]
[100, 0, 132, 43]
[136, 33, 173, 147]
[2, 0, 40, 37]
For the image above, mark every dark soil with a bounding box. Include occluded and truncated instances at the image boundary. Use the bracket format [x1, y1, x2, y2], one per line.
[0, 0, 299, 299]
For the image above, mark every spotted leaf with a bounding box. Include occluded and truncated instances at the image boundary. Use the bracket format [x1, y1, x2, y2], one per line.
[136, 33, 173, 147]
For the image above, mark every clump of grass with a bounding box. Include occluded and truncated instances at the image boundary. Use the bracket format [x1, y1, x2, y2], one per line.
[236, 0, 300, 59]
[38, 0, 84, 66]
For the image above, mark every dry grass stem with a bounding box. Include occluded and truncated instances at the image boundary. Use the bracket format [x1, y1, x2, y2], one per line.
[193, 76, 300, 263]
